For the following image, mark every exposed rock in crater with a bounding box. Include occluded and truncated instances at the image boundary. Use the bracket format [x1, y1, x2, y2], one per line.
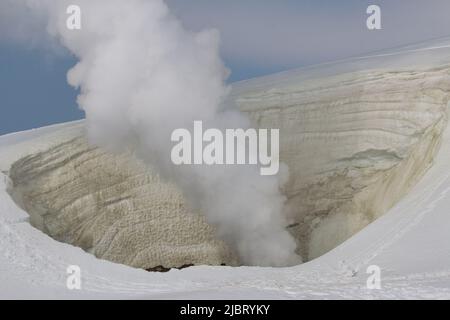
[7, 63, 450, 269]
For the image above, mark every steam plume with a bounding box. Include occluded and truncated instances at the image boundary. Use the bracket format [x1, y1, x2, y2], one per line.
[1, 0, 300, 266]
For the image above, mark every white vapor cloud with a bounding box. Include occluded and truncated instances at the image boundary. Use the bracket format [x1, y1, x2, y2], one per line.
[1, 0, 300, 267]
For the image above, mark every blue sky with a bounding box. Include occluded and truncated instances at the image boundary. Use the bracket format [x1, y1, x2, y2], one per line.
[2, 0, 450, 135]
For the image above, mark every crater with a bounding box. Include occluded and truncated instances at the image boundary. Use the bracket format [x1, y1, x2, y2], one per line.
[6, 65, 450, 269]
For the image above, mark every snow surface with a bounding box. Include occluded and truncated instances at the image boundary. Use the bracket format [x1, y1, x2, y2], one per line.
[2, 41, 450, 299]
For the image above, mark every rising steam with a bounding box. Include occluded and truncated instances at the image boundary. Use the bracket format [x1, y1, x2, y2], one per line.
[1, 0, 300, 266]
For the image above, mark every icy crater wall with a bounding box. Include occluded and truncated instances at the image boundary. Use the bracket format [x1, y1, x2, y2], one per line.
[8, 64, 450, 269]
[235, 65, 450, 259]
[8, 137, 238, 270]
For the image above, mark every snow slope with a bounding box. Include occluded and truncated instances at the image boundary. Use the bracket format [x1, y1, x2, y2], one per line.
[1, 39, 450, 299]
